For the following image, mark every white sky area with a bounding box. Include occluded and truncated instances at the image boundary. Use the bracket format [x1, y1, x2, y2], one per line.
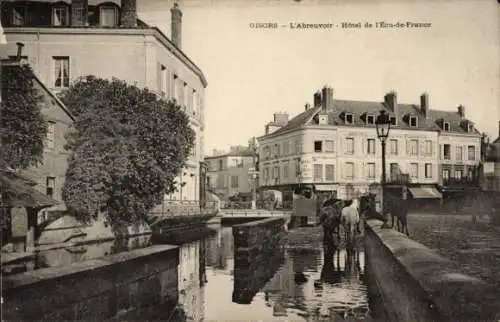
[138, 0, 500, 155]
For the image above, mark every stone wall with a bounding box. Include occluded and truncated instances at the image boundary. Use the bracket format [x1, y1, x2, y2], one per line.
[2, 245, 181, 321]
[364, 219, 499, 322]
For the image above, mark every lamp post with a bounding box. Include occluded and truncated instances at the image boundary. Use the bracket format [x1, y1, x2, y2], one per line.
[375, 110, 391, 226]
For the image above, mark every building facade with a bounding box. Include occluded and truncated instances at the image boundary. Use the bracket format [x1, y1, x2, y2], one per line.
[205, 147, 256, 200]
[1, 0, 207, 205]
[257, 86, 482, 200]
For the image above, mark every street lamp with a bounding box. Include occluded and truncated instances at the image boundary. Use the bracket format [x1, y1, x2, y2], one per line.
[375, 110, 391, 226]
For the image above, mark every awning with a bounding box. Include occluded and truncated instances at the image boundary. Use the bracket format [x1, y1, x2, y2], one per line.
[1, 174, 59, 209]
[408, 187, 443, 199]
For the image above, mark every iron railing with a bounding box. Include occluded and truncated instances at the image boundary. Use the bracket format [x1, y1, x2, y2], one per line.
[151, 200, 218, 217]
[442, 177, 480, 186]
[221, 200, 293, 210]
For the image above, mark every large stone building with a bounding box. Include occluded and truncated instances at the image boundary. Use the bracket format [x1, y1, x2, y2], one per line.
[257, 86, 482, 200]
[204, 144, 257, 200]
[1, 0, 207, 206]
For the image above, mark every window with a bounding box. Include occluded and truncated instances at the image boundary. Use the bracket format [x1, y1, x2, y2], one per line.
[314, 141, 322, 152]
[313, 164, 323, 182]
[367, 139, 376, 154]
[390, 163, 399, 180]
[443, 122, 450, 131]
[345, 113, 354, 124]
[46, 177, 56, 197]
[52, 6, 69, 26]
[442, 144, 451, 160]
[53, 57, 70, 88]
[467, 145, 475, 161]
[410, 163, 418, 179]
[318, 115, 328, 125]
[218, 160, 223, 171]
[192, 90, 198, 115]
[100, 6, 118, 27]
[366, 115, 375, 125]
[409, 116, 418, 127]
[45, 122, 56, 149]
[345, 138, 354, 154]
[273, 166, 280, 180]
[160, 65, 170, 97]
[295, 160, 301, 177]
[442, 168, 450, 180]
[12, 7, 26, 26]
[173, 75, 179, 101]
[424, 140, 433, 156]
[390, 116, 396, 125]
[455, 146, 463, 161]
[72, 7, 85, 25]
[425, 163, 432, 178]
[230, 176, 239, 188]
[274, 144, 280, 157]
[264, 168, 269, 180]
[467, 167, 474, 180]
[455, 170, 463, 180]
[282, 141, 290, 155]
[263, 146, 270, 160]
[344, 162, 354, 179]
[389, 139, 398, 155]
[324, 140, 334, 153]
[409, 140, 418, 156]
[325, 165, 334, 181]
[283, 165, 289, 178]
[467, 124, 474, 133]
[367, 163, 376, 179]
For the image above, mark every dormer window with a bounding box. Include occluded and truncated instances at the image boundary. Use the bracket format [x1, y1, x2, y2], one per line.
[366, 115, 375, 125]
[390, 116, 396, 125]
[100, 6, 119, 27]
[345, 113, 354, 124]
[443, 122, 450, 131]
[467, 123, 474, 133]
[409, 116, 418, 127]
[319, 114, 328, 125]
[52, 6, 69, 26]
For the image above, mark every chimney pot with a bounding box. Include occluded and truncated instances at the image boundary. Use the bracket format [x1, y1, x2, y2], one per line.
[171, 2, 183, 49]
[321, 86, 334, 111]
[457, 105, 465, 118]
[420, 92, 429, 117]
[313, 91, 322, 107]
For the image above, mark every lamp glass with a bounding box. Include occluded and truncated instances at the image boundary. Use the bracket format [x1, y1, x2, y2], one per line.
[375, 110, 391, 141]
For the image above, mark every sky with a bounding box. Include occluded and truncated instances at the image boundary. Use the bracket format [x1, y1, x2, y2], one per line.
[138, 0, 500, 155]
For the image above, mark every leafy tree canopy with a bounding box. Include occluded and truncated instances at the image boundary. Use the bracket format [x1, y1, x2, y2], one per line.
[60, 76, 195, 228]
[0, 64, 47, 169]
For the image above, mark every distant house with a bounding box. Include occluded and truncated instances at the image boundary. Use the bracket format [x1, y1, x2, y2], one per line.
[1, 57, 74, 250]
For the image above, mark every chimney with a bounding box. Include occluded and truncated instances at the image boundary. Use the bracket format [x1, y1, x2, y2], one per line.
[420, 92, 429, 117]
[305, 103, 310, 111]
[120, 0, 137, 28]
[384, 91, 397, 112]
[321, 86, 334, 110]
[273, 112, 289, 126]
[457, 105, 465, 118]
[171, 3, 183, 49]
[71, 0, 88, 26]
[313, 91, 322, 107]
[15, 42, 24, 61]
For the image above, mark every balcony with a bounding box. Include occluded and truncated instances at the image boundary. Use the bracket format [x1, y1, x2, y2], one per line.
[386, 173, 411, 185]
[442, 177, 480, 188]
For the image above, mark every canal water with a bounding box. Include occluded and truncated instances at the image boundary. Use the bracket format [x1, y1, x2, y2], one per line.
[175, 226, 371, 321]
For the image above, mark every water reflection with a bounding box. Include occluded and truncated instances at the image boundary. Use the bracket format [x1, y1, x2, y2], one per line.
[186, 226, 371, 321]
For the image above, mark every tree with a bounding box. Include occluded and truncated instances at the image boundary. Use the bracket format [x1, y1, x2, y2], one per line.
[60, 76, 195, 229]
[0, 64, 47, 169]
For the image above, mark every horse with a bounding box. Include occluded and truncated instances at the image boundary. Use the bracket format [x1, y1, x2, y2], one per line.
[387, 195, 410, 236]
[319, 198, 344, 249]
[341, 198, 360, 249]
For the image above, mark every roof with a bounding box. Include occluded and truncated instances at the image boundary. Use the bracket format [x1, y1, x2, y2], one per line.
[0, 170, 59, 208]
[1, 60, 75, 121]
[260, 99, 481, 140]
[204, 149, 255, 160]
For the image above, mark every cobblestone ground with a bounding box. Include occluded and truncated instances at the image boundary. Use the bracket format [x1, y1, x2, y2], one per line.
[408, 213, 500, 289]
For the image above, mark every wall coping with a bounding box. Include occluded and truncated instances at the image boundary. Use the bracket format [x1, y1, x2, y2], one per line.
[233, 217, 285, 228]
[4, 244, 178, 292]
[366, 219, 500, 321]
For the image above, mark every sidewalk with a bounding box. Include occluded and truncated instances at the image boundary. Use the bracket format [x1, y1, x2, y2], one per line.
[409, 213, 500, 289]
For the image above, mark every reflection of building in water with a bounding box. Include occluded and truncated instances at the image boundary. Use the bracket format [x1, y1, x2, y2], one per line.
[262, 251, 295, 317]
[178, 240, 205, 322]
[205, 226, 222, 267]
[214, 227, 233, 272]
